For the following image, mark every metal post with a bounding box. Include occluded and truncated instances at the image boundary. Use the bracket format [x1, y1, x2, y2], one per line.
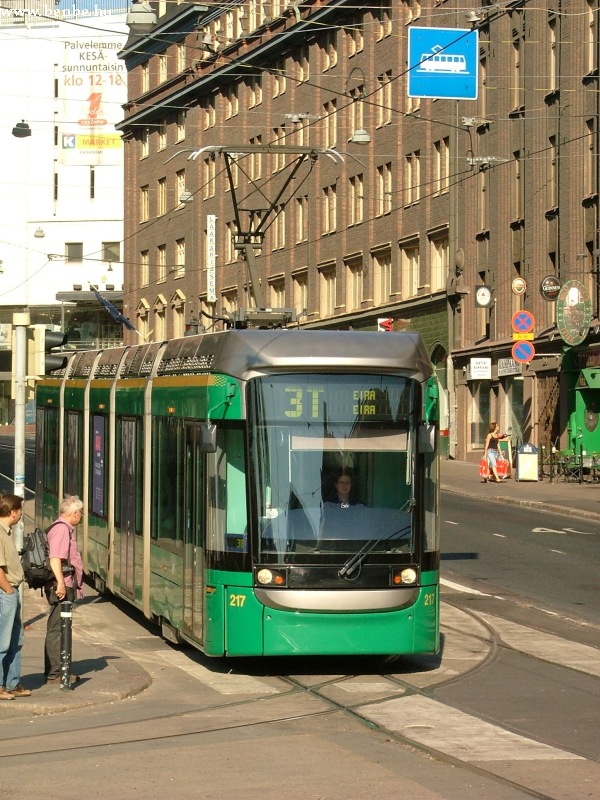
[59, 599, 74, 690]
[12, 311, 29, 562]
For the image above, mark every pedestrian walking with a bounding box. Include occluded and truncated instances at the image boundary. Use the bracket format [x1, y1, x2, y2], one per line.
[484, 422, 508, 483]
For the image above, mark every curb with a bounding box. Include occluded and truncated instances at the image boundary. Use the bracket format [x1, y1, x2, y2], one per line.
[441, 483, 600, 522]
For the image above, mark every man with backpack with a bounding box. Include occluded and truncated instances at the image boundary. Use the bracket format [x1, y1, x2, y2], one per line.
[0, 493, 31, 700]
[44, 495, 84, 685]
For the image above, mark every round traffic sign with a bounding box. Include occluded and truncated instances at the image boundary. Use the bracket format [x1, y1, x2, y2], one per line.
[511, 310, 535, 334]
[512, 340, 535, 363]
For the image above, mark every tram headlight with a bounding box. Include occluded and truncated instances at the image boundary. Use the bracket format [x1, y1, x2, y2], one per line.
[392, 567, 418, 586]
[256, 568, 287, 587]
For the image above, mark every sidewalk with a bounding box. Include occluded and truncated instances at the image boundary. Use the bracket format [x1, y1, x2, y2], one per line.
[440, 458, 600, 521]
[1, 587, 151, 719]
[4, 460, 597, 717]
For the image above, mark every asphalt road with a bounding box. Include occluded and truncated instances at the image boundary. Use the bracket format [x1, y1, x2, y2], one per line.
[440, 492, 600, 628]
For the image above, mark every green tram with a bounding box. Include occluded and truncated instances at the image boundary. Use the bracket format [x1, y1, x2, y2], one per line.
[35, 329, 440, 657]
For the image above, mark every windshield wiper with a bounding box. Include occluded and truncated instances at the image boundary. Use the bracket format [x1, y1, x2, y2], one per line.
[338, 522, 412, 580]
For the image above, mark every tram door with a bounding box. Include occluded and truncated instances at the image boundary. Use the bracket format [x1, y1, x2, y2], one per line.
[182, 423, 205, 643]
[118, 417, 138, 598]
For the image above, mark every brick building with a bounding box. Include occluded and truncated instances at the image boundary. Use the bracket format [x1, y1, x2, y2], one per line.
[117, 0, 600, 461]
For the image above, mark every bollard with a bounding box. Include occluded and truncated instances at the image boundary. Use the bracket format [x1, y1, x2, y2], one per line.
[59, 599, 74, 691]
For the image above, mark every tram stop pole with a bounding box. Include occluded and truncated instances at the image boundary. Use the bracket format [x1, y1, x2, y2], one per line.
[59, 600, 74, 691]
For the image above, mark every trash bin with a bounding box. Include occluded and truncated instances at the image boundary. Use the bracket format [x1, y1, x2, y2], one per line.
[516, 443, 539, 482]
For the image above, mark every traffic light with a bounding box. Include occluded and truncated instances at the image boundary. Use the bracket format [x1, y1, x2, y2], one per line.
[27, 326, 69, 377]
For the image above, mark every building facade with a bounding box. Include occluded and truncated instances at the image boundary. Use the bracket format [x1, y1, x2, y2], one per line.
[117, 0, 600, 461]
[0, 0, 129, 421]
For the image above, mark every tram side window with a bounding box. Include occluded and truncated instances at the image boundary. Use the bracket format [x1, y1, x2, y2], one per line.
[64, 410, 83, 498]
[115, 416, 143, 534]
[206, 427, 248, 558]
[38, 406, 59, 496]
[151, 416, 184, 544]
[90, 414, 108, 518]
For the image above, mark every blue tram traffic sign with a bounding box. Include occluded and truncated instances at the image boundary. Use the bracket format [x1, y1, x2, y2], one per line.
[408, 27, 479, 100]
[512, 340, 535, 364]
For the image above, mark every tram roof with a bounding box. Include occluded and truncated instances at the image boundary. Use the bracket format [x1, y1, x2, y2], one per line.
[157, 329, 434, 383]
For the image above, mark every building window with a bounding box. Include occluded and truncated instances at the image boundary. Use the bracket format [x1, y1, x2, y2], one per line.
[248, 75, 262, 107]
[203, 157, 216, 198]
[429, 234, 449, 293]
[402, 0, 421, 24]
[157, 120, 167, 151]
[225, 84, 239, 119]
[102, 241, 120, 263]
[345, 257, 363, 311]
[140, 250, 149, 287]
[323, 100, 337, 148]
[141, 61, 149, 93]
[173, 304, 184, 339]
[477, 170, 488, 232]
[400, 242, 419, 298]
[176, 170, 186, 206]
[158, 54, 167, 84]
[272, 205, 286, 250]
[154, 307, 166, 341]
[405, 151, 420, 205]
[65, 242, 83, 262]
[157, 244, 166, 282]
[157, 177, 167, 216]
[296, 195, 308, 242]
[293, 270, 308, 316]
[512, 151, 522, 221]
[319, 266, 336, 317]
[376, 163, 392, 216]
[270, 278, 285, 307]
[548, 135, 557, 210]
[176, 110, 186, 142]
[586, 0, 597, 74]
[249, 135, 263, 180]
[176, 43, 186, 73]
[375, 0, 392, 39]
[297, 43, 310, 82]
[373, 247, 392, 305]
[349, 173, 364, 226]
[222, 290, 238, 314]
[434, 137, 449, 195]
[225, 222, 235, 264]
[479, 56, 487, 119]
[347, 15, 363, 55]
[272, 126, 286, 172]
[548, 18, 557, 93]
[203, 97, 216, 130]
[175, 238, 185, 278]
[321, 28, 337, 71]
[140, 185, 149, 222]
[322, 184, 337, 234]
[376, 71, 392, 127]
[511, 38, 523, 110]
[584, 119, 596, 197]
[272, 58, 286, 97]
[140, 127, 149, 158]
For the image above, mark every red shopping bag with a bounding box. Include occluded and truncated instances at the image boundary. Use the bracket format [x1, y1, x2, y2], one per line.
[496, 457, 509, 480]
[479, 456, 490, 481]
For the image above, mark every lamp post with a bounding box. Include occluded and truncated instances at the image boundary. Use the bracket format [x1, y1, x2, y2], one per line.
[344, 66, 371, 145]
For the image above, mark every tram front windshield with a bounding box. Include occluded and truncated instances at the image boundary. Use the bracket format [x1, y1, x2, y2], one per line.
[248, 374, 417, 564]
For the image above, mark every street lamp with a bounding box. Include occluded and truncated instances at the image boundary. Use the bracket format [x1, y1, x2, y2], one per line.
[12, 120, 31, 138]
[344, 67, 371, 145]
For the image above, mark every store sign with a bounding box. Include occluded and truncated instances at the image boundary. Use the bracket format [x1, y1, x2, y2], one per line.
[206, 214, 217, 302]
[540, 275, 561, 301]
[498, 358, 521, 377]
[556, 280, 592, 346]
[466, 357, 491, 380]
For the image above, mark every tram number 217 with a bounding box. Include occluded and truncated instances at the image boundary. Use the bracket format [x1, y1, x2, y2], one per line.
[229, 594, 247, 607]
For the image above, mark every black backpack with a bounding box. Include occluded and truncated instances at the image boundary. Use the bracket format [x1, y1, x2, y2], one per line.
[20, 522, 62, 590]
